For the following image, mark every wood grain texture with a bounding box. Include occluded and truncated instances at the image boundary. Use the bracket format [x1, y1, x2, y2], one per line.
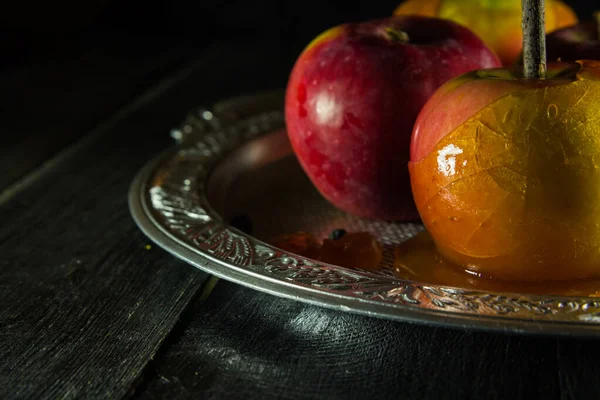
[0, 39, 298, 399]
[136, 280, 600, 400]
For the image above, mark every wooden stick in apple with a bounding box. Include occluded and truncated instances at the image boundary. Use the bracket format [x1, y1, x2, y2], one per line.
[521, 0, 547, 78]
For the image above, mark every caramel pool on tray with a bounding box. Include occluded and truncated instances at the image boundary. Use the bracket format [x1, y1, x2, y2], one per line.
[393, 231, 600, 297]
[268, 228, 600, 297]
[270, 230, 383, 271]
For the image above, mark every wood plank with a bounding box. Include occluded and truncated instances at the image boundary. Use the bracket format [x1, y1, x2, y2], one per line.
[0, 32, 192, 192]
[0, 39, 298, 399]
[136, 280, 600, 400]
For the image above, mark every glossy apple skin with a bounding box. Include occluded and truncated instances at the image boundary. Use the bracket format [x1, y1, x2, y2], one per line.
[409, 61, 600, 282]
[393, 0, 578, 66]
[546, 21, 600, 62]
[285, 16, 501, 221]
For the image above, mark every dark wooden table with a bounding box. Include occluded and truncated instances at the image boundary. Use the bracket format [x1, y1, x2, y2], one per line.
[2, 15, 600, 399]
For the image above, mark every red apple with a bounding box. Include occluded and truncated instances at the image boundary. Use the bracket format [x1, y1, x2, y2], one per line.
[409, 60, 600, 281]
[284, 15, 501, 221]
[546, 18, 600, 62]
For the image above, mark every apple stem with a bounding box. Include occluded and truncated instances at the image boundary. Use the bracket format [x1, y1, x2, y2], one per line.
[385, 28, 410, 43]
[521, 0, 547, 79]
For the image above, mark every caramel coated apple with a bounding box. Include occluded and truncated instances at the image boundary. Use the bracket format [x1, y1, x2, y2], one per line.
[409, 61, 600, 281]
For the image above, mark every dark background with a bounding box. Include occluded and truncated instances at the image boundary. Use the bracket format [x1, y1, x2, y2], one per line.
[2, 0, 597, 72]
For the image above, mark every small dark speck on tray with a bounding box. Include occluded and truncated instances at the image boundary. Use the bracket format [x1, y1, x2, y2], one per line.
[329, 229, 347, 240]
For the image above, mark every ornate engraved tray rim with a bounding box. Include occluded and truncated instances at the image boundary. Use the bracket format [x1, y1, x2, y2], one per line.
[128, 92, 600, 337]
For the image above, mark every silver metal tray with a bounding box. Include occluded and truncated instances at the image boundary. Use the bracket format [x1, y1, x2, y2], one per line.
[129, 91, 600, 337]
